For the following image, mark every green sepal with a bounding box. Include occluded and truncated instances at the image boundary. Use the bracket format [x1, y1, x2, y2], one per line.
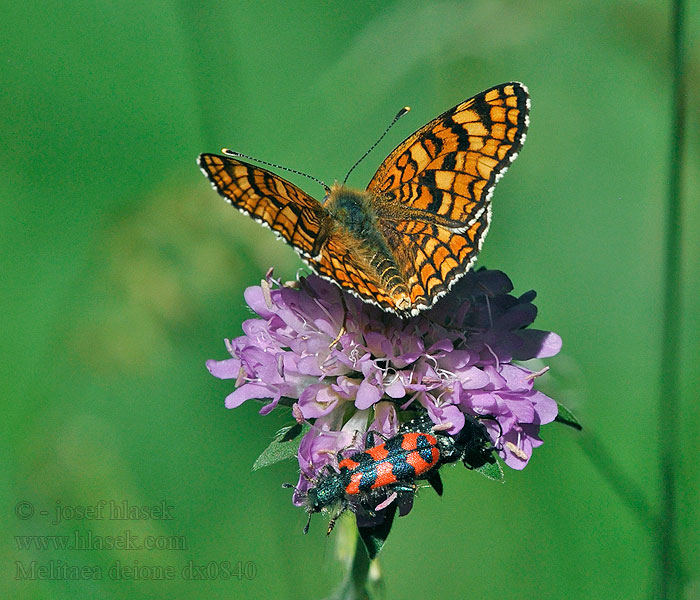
[475, 459, 504, 481]
[275, 422, 304, 442]
[427, 471, 444, 496]
[554, 402, 583, 431]
[252, 423, 309, 471]
[357, 503, 397, 560]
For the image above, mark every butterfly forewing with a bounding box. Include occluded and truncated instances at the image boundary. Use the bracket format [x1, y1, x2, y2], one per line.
[198, 154, 326, 259]
[368, 82, 529, 224]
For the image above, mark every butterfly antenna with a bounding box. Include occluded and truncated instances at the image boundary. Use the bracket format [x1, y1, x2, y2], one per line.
[342, 106, 411, 185]
[222, 148, 331, 195]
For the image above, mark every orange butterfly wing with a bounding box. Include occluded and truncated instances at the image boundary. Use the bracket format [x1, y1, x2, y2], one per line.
[306, 231, 408, 312]
[369, 82, 529, 218]
[378, 212, 490, 310]
[198, 153, 396, 308]
[199, 83, 529, 317]
[369, 82, 530, 310]
[198, 153, 326, 259]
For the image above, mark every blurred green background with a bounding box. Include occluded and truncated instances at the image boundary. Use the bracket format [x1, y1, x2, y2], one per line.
[3, 1, 699, 598]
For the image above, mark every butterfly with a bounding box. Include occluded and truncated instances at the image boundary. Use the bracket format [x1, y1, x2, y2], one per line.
[198, 82, 529, 317]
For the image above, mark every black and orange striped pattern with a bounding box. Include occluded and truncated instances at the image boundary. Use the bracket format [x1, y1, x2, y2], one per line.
[339, 432, 441, 495]
[197, 154, 326, 258]
[198, 82, 530, 316]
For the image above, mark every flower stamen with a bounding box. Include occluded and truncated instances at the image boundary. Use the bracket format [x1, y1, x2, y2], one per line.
[261, 278, 274, 310]
[505, 441, 528, 460]
[483, 343, 500, 369]
[525, 366, 550, 380]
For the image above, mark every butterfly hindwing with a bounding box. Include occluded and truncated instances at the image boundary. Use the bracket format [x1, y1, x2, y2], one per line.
[379, 209, 489, 309]
[305, 233, 407, 312]
[198, 153, 327, 259]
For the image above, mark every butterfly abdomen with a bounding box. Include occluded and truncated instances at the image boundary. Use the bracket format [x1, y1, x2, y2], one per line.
[311, 186, 412, 312]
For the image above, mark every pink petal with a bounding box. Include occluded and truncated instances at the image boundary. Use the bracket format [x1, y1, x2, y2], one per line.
[206, 358, 241, 379]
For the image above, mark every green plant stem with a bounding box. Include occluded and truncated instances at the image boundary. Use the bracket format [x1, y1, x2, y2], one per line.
[348, 541, 371, 599]
[578, 430, 655, 531]
[327, 534, 371, 600]
[657, 0, 686, 598]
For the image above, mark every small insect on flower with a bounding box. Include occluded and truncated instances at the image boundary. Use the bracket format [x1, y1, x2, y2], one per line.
[288, 412, 496, 534]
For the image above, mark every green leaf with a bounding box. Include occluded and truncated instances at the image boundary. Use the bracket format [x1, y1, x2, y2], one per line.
[475, 460, 504, 482]
[252, 423, 309, 471]
[554, 402, 583, 431]
[275, 422, 303, 442]
[357, 504, 397, 560]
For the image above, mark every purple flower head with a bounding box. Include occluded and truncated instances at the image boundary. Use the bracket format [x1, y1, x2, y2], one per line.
[207, 268, 562, 503]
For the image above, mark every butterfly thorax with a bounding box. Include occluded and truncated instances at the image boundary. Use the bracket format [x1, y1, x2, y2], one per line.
[320, 185, 411, 311]
[323, 186, 379, 237]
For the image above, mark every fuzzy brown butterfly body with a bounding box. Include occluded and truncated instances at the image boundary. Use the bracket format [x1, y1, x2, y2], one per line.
[198, 82, 529, 317]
